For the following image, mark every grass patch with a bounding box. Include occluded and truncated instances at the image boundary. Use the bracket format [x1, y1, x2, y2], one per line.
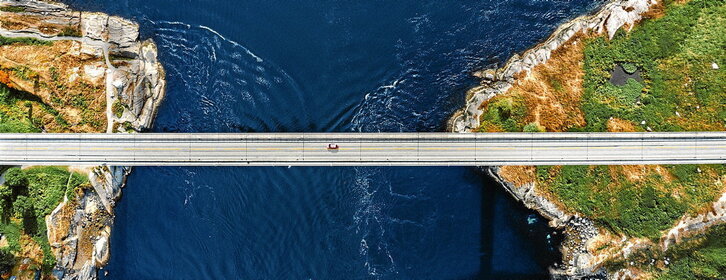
[582, 0, 726, 132]
[112, 99, 125, 118]
[0, 35, 51, 47]
[523, 122, 545, 132]
[32, 235, 55, 273]
[478, 96, 527, 132]
[0, 6, 26, 13]
[0, 84, 40, 133]
[537, 164, 725, 239]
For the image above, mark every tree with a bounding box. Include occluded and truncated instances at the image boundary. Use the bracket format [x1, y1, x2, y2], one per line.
[3, 168, 27, 190]
[0, 185, 11, 201]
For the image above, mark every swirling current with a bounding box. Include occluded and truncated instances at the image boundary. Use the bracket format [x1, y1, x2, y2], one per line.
[62, 0, 606, 279]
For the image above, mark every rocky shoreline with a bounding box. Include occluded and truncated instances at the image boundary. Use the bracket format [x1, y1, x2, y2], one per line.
[451, 0, 725, 278]
[487, 167, 604, 278]
[0, 0, 165, 278]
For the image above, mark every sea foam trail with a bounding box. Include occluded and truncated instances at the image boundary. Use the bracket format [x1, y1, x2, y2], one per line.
[144, 19, 308, 132]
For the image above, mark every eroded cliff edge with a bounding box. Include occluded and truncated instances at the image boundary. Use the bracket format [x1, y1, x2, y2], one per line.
[451, 0, 725, 278]
[0, 0, 165, 278]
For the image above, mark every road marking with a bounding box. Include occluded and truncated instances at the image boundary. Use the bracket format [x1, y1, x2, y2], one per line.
[6, 145, 726, 155]
[123, 148, 183, 151]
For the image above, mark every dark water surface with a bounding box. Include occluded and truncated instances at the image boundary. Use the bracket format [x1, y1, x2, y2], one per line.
[62, 0, 604, 278]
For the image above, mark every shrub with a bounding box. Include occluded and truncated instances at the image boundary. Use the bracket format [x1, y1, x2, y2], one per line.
[0, 84, 10, 103]
[622, 62, 638, 74]
[0, 249, 15, 274]
[523, 122, 545, 132]
[58, 25, 81, 37]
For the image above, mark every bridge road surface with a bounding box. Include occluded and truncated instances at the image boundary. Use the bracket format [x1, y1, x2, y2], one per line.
[0, 132, 725, 166]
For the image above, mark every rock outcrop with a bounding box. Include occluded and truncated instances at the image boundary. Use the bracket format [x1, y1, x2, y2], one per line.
[488, 167, 604, 278]
[662, 191, 726, 250]
[0, 1, 166, 279]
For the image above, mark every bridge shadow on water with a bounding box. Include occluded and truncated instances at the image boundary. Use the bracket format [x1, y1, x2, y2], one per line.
[471, 167, 563, 280]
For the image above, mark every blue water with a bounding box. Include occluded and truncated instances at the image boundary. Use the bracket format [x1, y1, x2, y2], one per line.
[62, 0, 604, 278]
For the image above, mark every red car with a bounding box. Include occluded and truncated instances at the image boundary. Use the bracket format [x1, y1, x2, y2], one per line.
[327, 143, 339, 150]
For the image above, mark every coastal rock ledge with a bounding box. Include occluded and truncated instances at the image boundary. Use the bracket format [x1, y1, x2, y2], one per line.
[0, 0, 166, 279]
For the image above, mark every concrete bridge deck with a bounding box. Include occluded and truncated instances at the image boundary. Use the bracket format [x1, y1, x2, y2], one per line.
[0, 132, 725, 166]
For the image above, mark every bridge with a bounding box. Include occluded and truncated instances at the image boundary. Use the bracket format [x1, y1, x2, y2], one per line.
[0, 132, 724, 166]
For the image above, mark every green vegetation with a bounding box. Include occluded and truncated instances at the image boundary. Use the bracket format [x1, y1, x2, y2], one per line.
[0, 223, 20, 253]
[0, 35, 51, 47]
[613, 224, 726, 279]
[0, 6, 26, 13]
[0, 84, 40, 133]
[621, 62, 638, 74]
[658, 224, 726, 279]
[112, 99, 125, 118]
[581, 0, 726, 132]
[484, 0, 726, 240]
[523, 122, 545, 132]
[589, 78, 645, 111]
[478, 96, 528, 132]
[0, 167, 89, 271]
[0, 249, 14, 274]
[556, 0, 726, 237]
[536, 165, 725, 238]
[122, 121, 134, 132]
[58, 25, 81, 37]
